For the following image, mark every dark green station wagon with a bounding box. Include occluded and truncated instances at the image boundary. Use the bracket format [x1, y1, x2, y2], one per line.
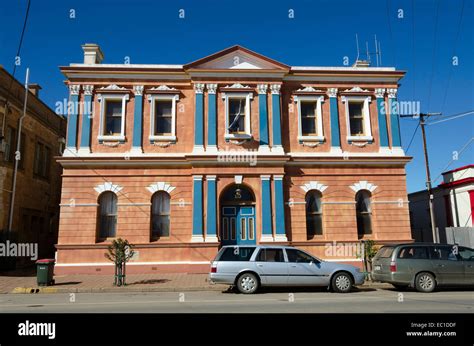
[372, 243, 474, 292]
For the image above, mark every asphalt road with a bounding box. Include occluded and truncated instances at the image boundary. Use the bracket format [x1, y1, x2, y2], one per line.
[0, 287, 473, 313]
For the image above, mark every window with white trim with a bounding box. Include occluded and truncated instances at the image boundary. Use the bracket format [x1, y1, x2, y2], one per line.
[222, 92, 252, 139]
[98, 94, 129, 141]
[295, 95, 324, 141]
[342, 96, 373, 141]
[148, 94, 178, 141]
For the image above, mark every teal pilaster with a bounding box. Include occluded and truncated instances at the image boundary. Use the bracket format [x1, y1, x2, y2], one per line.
[79, 85, 93, 152]
[66, 85, 80, 150]
[192, 175, 204, 241]
[376, 89, 389, 147]
[132, 86, 144, 151]
[206, 84, 217, 148]
[194, 84, 204, 149]
[274, 175, 287, 241]
[261, 175, 273, 241]
[258, 84, 269, 147]
[389, 92, 402, 147]
[206, 176, 217, 240]
[270, 85, 282, 147]
[328, 88, 341, 149]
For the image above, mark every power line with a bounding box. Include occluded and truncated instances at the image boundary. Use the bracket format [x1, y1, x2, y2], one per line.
[405, 122, 420, 154]
[428, 110, 474, 125]
[385, 0, 396, 66]
[441, 0, 466, 113]
[433, 137, 474, 183]
[426, 0, 441, 112]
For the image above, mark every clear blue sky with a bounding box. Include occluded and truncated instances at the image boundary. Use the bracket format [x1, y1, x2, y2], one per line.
[1, 0, 472, 193]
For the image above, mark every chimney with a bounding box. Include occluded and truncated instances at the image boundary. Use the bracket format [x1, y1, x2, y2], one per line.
[28, 83, 42, 97]
[81, 43, 104, 64]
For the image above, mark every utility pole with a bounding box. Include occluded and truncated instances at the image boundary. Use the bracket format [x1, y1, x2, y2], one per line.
[402, 112, 441, 243]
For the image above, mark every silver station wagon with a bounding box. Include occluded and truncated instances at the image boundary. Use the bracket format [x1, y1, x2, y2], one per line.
[372, 243, 474, 292]
[209, 245, 365, 294]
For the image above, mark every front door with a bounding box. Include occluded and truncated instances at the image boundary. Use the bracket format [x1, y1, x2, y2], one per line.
[221, 206, 256, 246]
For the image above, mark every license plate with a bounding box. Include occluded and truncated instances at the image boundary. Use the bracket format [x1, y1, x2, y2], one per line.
[374, 265, 381, 271]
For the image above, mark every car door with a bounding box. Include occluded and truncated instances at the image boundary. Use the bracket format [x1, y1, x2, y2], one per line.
[429, 245, 465, 285]
[285, 248, 326, 286]
[459, 246, 474, 285]
[254, 248, 288, 285]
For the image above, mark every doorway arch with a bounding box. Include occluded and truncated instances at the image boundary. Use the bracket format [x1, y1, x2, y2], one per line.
[219, 184, 256, 246]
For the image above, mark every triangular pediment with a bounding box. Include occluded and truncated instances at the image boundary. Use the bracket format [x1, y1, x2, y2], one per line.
[184, 45, 289, 71]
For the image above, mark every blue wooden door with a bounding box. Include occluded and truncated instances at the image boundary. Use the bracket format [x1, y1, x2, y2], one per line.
[221, 206, 256, 246]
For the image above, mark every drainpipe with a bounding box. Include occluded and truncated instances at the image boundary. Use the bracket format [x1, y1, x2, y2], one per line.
[7, 68, 29, 234]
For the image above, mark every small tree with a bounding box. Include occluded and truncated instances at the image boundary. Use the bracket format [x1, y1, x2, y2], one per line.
[360, 239, 378, 281]
[105, 238, 135, 286]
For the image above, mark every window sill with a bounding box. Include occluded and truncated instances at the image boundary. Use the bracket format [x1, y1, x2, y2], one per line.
[98, 135, 125, 142]
[149, 135, 176, 142]
[298, 135, 325, 142]
[347, 136, 373, 142]
[224, 133, 252, 140]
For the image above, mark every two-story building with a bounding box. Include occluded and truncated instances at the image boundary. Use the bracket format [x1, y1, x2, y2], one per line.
[0, 66, 66, 268]
[56, 44, 412, 274]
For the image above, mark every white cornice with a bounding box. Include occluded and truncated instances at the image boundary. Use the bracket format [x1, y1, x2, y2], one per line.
[99, 84, 128, 91]
[223, 83, 251, 89]
[296, 86, 323, 92]
[343, 86, 370, 93]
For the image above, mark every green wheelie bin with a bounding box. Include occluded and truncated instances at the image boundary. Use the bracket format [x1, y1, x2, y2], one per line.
[36, 259, 55, 286]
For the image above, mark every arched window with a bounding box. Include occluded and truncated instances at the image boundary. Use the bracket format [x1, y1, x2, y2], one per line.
[98, 191, 117, 239]
[306, 190, 323, 239]
[356, 190, 372, 237]
[151, 191, 171, 238]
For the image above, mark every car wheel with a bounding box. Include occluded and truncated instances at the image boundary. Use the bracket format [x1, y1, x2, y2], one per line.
[415, 272, 436, 293]
[392, 284, 408, 291]
[331, 272, 353, 293]
[236, 273, 259, 294]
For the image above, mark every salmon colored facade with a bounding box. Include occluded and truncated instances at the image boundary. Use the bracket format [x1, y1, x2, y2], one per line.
[56, 44, 412, 274]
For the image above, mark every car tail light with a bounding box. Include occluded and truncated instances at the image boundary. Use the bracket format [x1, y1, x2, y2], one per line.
[211, 266, 217, 273]
[390, 261, 397, 272]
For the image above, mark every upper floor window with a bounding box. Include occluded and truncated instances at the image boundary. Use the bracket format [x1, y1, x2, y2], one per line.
[342, 96, 373, 142]
[4, 126, 15, 162]
[98, 191, 117, 239]
[223, 92, 252, 140]
[356, 190, 372, 237]
[148, 94, 179, 142]
[98, 93, 129, 141]
[33, 141, 51, 179]
[295, 95, 324, 142]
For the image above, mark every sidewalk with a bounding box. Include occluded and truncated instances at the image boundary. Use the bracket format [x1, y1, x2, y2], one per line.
[0, 271, 391, 294]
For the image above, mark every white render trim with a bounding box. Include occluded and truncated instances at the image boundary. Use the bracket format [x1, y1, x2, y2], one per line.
[274, 234, 288, 242]
[283, 76, 400, 83]
[274, 175, 284, 180]
[55, 260, 211, 267]
[349, 180, 377, 193]
[94, 182, 123, 194]
[271, 145, 285, 154]
[205, 235, 219, 243]
[234, 175, 243, 184]
[222, 92, 253, 138]
[76, 147, 90, 155]
[260, 175, 271, 180]
[206, 145, 218, 154]
[260, 234, 274, 242]
[97, 93, 129, 139]
[301, 181, 328, 193]
[130, 147, 143, 154]
[147, 93, 179, 141]
[191, 235, 205, 242]
[146, 182, 176, 194]
[294, 95, 325, 141]
[341, 95, 373, 140]
[291, 66, 396, 72]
